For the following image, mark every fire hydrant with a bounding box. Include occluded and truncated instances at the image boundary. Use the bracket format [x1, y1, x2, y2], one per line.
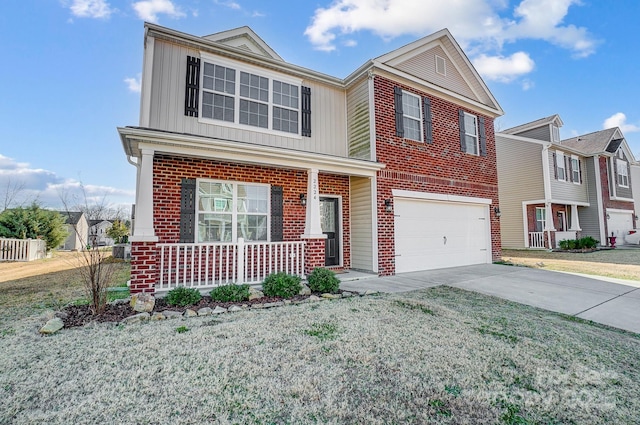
[608, 232, 617, 249]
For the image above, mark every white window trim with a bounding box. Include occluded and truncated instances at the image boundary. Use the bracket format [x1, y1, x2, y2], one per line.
[551, 125, 560, 143]
[198, 53, 303, 138]
[616, 158, 629, 188]
[535, 207, 546, 232]
[556, 150, 566, 181]
[435, 54, 446, 76]
[571, 155, 581, 185]
[463, 111, 479, 156]
[401, 90, 423, 142]
[195, 179, 271, 243]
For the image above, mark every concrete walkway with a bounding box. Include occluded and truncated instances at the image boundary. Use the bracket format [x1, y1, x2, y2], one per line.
[339, 264, 640, 334]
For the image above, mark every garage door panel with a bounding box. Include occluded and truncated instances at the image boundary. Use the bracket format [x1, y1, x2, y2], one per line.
[608, 211, 633, 239]
[394, 198, 490, 273]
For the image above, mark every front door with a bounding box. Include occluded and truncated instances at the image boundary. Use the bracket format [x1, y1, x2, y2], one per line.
[320, 197, 339, 266]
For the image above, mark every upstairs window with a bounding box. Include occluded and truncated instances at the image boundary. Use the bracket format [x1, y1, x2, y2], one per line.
[551, 125, 560, 142]
[555, 151, 566, 181]
[617, 159, 629, 187]
[393, 87, 433, 144]
[186, 55, 310, 137]
[401, 91, 422, 141]
[570, 156, 581, 184]
[462, 112, 479, 155]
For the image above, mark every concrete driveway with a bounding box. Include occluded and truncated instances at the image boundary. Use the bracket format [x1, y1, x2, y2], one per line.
[339, 264, 640, 334]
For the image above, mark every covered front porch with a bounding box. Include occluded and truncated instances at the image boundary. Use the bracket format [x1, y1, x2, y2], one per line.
[524, 201, 587, 249]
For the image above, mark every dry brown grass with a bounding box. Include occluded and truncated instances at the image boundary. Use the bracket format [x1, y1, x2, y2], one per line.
[502, 248, 640, 281]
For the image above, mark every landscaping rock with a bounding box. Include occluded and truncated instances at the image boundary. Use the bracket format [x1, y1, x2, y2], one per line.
[321, 293, 341, 299]
[263, 301, 284, 308]
[212, 306, 228, 315]
[248, 287, 264, 300]
[363, 290, 378, 296]
[162, 310, 183, 320]
[298, 283, 311, 296]
[150, 312, 166, 321]
[342, 291, 353, 298]
[197, 307, 213, 316]
[130, 293, 155, 313]
[228, 305, 242, 313]
[121, 312, 150, 325]
[184, 309, 198, 317]
[111, 297, 131, 306]
[40, 318, 64, 334]
[308, 295, 322, 302]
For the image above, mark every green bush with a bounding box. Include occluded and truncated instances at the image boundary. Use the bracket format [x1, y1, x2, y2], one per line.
[165, 286, 202, 307]
[209, 284, 250, 302]
[262, 272, 302, 298]
[307, 267, 340, 293]
[558, 236, 599, 250]
[579, 236, 599, 249]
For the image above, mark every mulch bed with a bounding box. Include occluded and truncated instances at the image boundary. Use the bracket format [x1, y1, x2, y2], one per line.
[59, 292, 348, 329]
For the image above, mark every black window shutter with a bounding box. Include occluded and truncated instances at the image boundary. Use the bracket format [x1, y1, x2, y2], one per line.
[568, 157, 574, 182]
[552, 152, 558, 179]
[578, 159, 582, 183]
[564, 156, 570, 181]
[270, 186, 283, 242]
[301, 86, 312, 137]
[479, 116, 487, 156]
[613, 158, 618, 185]
[458, 109, 466, 152]
[423, 97, 433, 144]
[179, 178, 196, 243]
[394, 86, 404, 137]
[184, 56, 201, 117]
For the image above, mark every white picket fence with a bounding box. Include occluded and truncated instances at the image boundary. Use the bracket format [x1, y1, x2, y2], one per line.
[156, 238, 305, 291]
[0, 238, 47, 262]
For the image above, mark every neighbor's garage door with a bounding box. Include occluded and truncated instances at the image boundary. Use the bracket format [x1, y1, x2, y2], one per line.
[607, 210, 633, 239]
[393, 198, 490, 273]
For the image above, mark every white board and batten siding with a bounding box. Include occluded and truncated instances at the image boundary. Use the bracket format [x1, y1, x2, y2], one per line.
[495, 135, 545, 248]
[148, 39, 348, 157]
[391, 190, 492, 273]
[349, 176, 375, 272]
[347, 77, 371, 160]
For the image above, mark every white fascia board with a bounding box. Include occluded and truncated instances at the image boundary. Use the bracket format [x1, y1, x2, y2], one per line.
[119, 128, 384, 177]
[606, 208, 635, 213]
[373, 63, 503, 117]
[392, 189, 492, 205]
[522, 198, 589, 207]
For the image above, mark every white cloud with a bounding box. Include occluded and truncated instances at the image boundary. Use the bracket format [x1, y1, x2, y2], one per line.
[132, 0, 185, 23]
[0, 154, 134, 210]
[521, 78, 534, 91]
[124, 74, 142, 93]
[304, 0, 597, 62]
[68, 0, 112, 19]
[214, 0, 241, 10]
[473, 52, 535, 83]
[603, 112, 640, 133]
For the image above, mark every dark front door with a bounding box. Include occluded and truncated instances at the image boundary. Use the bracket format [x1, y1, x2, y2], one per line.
[320, 197, 339, 266]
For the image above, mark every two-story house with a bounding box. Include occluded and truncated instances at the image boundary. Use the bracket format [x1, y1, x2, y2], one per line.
[119, 23, 503, 294]
[496, 115, 637, 249]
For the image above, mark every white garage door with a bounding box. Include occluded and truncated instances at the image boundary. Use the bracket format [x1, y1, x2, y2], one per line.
[393, 198, 490, 273]
[607, 211, 633, 239]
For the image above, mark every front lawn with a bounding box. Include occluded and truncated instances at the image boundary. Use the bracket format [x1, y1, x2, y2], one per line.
[1, 287, 638, 424]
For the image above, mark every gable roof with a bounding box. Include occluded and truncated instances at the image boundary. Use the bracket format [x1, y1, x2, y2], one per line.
[501, 114, 563, 135]
[560, 128, 621, 155]
[58, 211, 85, 226]
[371, 28, 502, 116]
[89, 219, 113, 227]
[203, 26, 284, 61]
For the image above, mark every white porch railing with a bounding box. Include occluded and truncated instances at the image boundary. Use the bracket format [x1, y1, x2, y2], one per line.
[0, 238, 47, 262]
[157, 238, 305, 291]
[528, 232, 546, 249]
[555, 231, 577, 248]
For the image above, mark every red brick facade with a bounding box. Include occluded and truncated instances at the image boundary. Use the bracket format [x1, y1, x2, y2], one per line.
[373, 76, 501, 275]
[129, 155, 350, 292]
[598, 157, 635, 244]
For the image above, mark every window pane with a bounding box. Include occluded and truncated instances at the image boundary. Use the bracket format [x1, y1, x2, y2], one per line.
[402, 93, 421, 119]
[203, 93, 234, 122]
[465, 135, 478, 155]
[237, 185, 268, 213]
[198, 214, 232, 242]
[198, 182, 233, 212]
[237, 215, 267, 241]
[203, 63, 235, 96]
[403, 117, 421, 141]
[240, 99, 268, 128]
[273, 81, 299, 109]
[273, 106, 298, 134]
[464, 114, 477, 136]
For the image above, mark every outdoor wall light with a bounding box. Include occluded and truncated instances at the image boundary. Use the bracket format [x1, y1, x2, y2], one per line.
[299, 194, 307, 206]
[385, 199, 393, 212]
[494, 207, 501, 218]
[606, 213, 610, 219]
[635, 215, 639, 221]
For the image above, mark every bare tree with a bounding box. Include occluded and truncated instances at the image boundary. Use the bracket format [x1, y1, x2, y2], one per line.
[1, 177, 26, 211]
[59, 183, 118, 315]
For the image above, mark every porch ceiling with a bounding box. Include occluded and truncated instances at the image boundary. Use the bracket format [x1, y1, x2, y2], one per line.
[119, 127, 384, 177]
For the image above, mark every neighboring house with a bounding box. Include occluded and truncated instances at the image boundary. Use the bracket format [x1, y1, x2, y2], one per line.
[58, 211, 89, 251]
[119, 24, 503, 294]
[496, 115, 637, 249]
[632, 162, 640, 225]
[89, 220, 115, 247]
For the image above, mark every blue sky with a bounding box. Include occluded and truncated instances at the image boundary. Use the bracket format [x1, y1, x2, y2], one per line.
[1, 0, 639, 212]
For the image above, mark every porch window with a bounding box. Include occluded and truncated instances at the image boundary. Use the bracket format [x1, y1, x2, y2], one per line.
[197, 180, 269, 242]
[535, 207, 546, 232]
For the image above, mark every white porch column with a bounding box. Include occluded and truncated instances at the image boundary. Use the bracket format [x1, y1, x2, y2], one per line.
[569, 204, 582, 231]
[130, 149, 157, 241]
[301, 168, 325, 238]
[544, 203, 556, 231]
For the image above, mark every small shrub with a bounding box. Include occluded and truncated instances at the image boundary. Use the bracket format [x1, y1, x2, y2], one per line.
[165, 286, 202, 307]
[176, 326, 189, 334]
[579, 236, 599, 249]
[558, 236, 599, 251]
[262, 272, 301, 298]
[307, 267, 340, 293]
[209, 284, 250, 302]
